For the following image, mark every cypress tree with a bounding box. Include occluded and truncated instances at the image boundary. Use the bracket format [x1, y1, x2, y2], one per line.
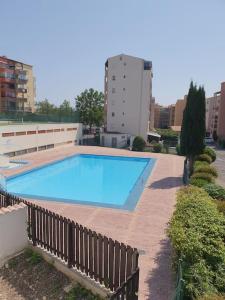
[180, 81, 206, 173]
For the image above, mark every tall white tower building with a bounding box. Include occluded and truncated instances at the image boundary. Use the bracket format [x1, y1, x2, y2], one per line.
[104, 54, 153, 141]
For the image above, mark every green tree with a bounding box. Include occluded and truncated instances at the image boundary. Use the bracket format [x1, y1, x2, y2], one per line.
[75, 89, 104, 130]
[36, 99, 57, 115]
[180, 82, 206, 173]
[59, 99, 73, 120]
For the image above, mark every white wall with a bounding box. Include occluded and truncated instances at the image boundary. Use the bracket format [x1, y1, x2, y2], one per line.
[0, 123, 83, 155]
[105, 54, 153, 140]
[0, 203, 28, 263]
[100, 132, 129, 148]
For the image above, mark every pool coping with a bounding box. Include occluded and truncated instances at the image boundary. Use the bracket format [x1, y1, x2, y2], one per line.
[7, 153, 156, 211]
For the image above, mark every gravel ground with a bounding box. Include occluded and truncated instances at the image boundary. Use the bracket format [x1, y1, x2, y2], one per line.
[0, 250, 101, 300]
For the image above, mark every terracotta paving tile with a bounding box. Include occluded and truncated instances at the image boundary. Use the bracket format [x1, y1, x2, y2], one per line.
[3, 145, 184, 299]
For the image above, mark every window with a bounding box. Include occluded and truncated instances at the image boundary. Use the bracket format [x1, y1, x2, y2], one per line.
[144, 61, 152, 70]
[112, 75, 116, 81]
[120, 56, 123, 61]
[122, 123, 125, 127]
[123, 100, 125, 103]
[123, 62, 126, 66]
[123, 75, 126, 79]
[112, 88, 115, 93]
[112, 112, 115, 117]
[122, 112, 125, 115]
[123, 88, 125, 91]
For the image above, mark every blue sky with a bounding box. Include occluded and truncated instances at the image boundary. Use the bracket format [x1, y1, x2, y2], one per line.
[1, 0, 225, 106]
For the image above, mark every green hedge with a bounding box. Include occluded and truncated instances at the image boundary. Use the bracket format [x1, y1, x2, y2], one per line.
[203, 184, 225, 201]
[189, 178, 209, 188]
[196, 154, 212, 164]
[194, 165, 218, 178]
[152, 143, 162, 153]
[168, 186, 225, 299]
[132, 136, 146, 151]
[194, 160, 210, 169]
[191, 172, 215, 183]
[204, 147, 216, 162]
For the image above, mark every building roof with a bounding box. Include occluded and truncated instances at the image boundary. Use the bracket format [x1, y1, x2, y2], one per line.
[0, 55, 32, 67]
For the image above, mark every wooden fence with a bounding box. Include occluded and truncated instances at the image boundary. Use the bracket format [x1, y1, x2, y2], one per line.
[0, 191, 139, 299]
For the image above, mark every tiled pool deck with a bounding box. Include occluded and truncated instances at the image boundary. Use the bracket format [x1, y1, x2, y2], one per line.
[3, 145, 184, 300]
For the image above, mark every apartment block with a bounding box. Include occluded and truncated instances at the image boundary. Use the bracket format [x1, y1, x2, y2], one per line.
[104, 54, 153, 141]
[154, 103, 177, 129]
[0, 56, 36, 113]
[168, 104, 175, 126]
[217, 82, 225, 139]
[206, 92, 220, 136]
[174, 97, 187, 126]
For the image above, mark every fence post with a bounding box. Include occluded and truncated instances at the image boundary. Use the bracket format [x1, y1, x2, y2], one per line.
[5, 193, 10, 207]
[68, 221, 73, 268]
[31, 206, 37, 246]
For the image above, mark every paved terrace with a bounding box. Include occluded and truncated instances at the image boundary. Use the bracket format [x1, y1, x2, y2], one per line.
[3, 145, 184, 300]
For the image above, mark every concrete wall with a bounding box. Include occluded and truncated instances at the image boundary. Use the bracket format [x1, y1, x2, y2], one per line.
[100, 132, 129, 148]
[0, 203, 28, 263]
[105, 54, 153, 140]
[0, 123, 83, 156]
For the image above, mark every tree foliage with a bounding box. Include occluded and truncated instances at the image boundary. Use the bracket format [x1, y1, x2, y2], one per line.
[180, 82, 206, 171]
[36, 99, 57, 115]
[75, 89, 104, 129]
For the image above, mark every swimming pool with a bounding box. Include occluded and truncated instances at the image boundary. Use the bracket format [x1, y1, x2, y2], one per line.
[7, 154, 155, 210]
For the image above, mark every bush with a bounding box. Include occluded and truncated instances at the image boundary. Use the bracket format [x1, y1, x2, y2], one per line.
[203, 184, 225, 201]
[196, 154, 212, 164]
[132, 136, 146, 151]
[152, 143, 162, 153]
[204, 147, 216, 162]
[176, 144, 182, 155]
[194, 160, 210, 169]
[190, 178, 209, 188]
[215, 200, 225, 215]
[197, 294, 225, 300]
[194, 165, 218, 178]
[191, 172, 215, 183]
[163, 143, 169, 154]
[168, 186, 225, 298]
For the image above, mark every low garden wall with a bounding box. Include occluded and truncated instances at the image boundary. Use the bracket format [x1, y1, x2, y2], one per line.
[0, 203, 28, 264]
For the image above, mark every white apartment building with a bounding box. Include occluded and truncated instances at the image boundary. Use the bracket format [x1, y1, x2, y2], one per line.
[104, 54, 153, 144]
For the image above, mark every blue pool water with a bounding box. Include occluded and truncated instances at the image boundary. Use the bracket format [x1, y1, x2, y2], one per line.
[7, 154, 155, 210]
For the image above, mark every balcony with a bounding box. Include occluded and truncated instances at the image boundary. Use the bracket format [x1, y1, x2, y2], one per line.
[17, 96, 28, 102]
[17, 87, 27, 93]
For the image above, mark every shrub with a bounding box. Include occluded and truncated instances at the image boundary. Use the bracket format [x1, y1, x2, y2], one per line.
[194, 165, 218, 178]
[203, 184, 225, 201]
[196, 154, 212, 164]
[197, 294, 225, 300]
[168, 186, 225, 298]
[152, 143, 162, 153]
[204, 147, 216, 162]
[215, 200, 225, 215]
[191, 172, 215, 183]
[132, 136, 146, 151]
[194, 160, 210, 169]
[176, 144, 181, 155]
[190, 178, 209, 188]
[163, 143, 169, 154]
